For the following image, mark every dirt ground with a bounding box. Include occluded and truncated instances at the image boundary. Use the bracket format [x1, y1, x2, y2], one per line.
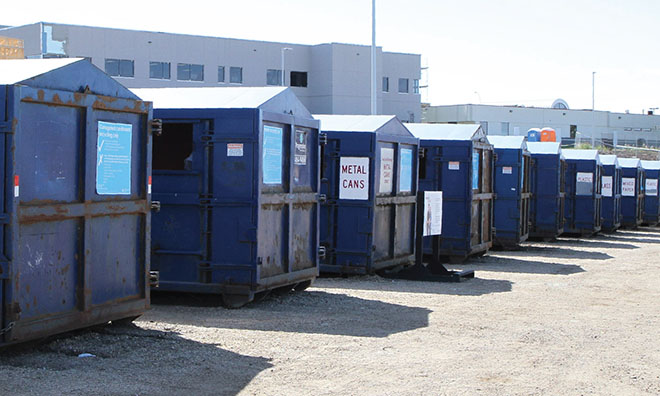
[1, 227, 660, 396]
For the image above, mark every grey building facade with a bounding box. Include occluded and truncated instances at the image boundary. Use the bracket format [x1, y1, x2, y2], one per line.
[1, 22, 421, 121]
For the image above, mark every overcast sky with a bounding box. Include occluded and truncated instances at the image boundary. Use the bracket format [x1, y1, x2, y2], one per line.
[3, 0, 658, 113]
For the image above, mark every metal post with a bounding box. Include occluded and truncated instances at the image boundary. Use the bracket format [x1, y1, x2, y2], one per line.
[281, 47, 292, 86]
[591, 71, 596, 146]
[371, 0, 377, 115]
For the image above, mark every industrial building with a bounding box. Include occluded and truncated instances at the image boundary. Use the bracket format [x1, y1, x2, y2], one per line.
[423, 102, 660, 147]
[0, 22, 421, 121]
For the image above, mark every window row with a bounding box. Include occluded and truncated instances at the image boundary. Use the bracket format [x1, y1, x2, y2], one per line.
[104, 58, 307, 87]
[382, 77, 420, 94]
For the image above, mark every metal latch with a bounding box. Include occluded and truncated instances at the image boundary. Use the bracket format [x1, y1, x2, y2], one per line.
[318, 194, 327, 204]
[318, 246, 327, 260]
[418, 147, 425, 158]
[151, 201, 161, 212]
[149, 271, 160, 288]
[319, 132, 328, 145]
[149, 119, 163, 136]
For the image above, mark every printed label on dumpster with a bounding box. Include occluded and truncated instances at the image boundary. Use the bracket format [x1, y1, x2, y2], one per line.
[601, 176, 613, 197]
[423, 191, 443, 236]
[379, 148, 394, 194]
[576, 172, 594, 196]
[472, 152, 480, 190]
[227, 143, 243, 157]
[448, 161, 460, 170]
[96, 121, 132, 195]
[262, 125, 283, 184]
[503, 166, 513, 175]
[646, 178, 658, 196]
[399, 148, 413, 193]
[339, 157, 369, 200]
[294, 129, 307, 165]
[622, 177, 636, 197]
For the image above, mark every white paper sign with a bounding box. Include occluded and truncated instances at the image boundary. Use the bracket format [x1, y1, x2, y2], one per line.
[448, 161, 460, 170]
[646, 179, 658, 196]
[601, 176, 613, 197]
[339, 157, 369, 200]
[423, 191, 443, 236]
[379, 148, 394, 194]
[622, 177, 636, 197]
[577, 172, 593, 183]
[503, 166, 513, 175]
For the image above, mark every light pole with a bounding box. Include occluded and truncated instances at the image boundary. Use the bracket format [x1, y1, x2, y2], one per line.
[371, 0, 377, 115]
[281, 47, 292, 86]
[591, 71, 596, 146]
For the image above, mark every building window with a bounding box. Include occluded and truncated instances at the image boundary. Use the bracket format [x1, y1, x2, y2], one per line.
[570, 125, 577, 139]
[501, 122, 509, 134]
[218, 66, 225, 82]
[230, 66, 243, 84]
[398, 78, 409, 93]
[413, 79, 420, 94]
[382, 77, 389, 92]
[150, 61, 170, 80]
[267, 69, 282, 86]
[177, 63, 204, 81]
[105, 58, 134, 77]
[290, 71, 307, 87]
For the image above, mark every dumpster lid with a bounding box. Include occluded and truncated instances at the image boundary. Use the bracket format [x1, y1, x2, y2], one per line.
[314, 114, 413, 137]
[641, 160, 660, 170]
[617, 157, 642, 169]
[562, 149, 599, 160]
[526, 141, 561, 155]
[0, 58, 139, 99]
[599, 154, 618, 166]
[405, 123, 486, 141]
[133, 87, 312, 117]
[487, 135, 527, 150]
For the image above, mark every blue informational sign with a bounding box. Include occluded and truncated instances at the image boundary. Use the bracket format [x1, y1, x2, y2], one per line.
[399, 148, 413, 192]
[262, 125, 283, 184]
[96, 121, 132, 195]
[472, 151, 480, 190]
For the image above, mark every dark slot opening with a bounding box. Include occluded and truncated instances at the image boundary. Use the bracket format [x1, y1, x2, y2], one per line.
[153, 123, 194, 170]
[419, 148, 427, 180]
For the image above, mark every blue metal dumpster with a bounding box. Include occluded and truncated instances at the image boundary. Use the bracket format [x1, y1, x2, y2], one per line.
[599, 155, 622, 232]
[641, 160, 660, 226]
[134, 87, 320, 307]
[487, 136, 531, 248]
[562, 149, 602, 235]
[406, 123, 493, 263]
[315, 115, 418, 274]
[0, 59, 153, 346]
[527, 142, 565, 239]
[618, 158, 645, 229]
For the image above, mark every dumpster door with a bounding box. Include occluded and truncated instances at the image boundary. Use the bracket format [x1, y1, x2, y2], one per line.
[0, 87, 7, 341]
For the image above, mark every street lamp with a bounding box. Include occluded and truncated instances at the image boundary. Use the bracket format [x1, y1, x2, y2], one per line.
[281, 47, 292, 86]
[591, 71, 596, 146]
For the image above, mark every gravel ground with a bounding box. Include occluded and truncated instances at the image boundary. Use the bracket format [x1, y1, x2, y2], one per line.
[1, 227, 659, 395]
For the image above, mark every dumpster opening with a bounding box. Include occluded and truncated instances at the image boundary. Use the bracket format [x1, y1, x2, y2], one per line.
[153, 123, 193, 170]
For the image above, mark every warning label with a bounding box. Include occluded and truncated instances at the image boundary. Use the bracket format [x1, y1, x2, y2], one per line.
[339, 157, 369, 200]
[448, 161, 460, 170]
[227, 143, 243, 157]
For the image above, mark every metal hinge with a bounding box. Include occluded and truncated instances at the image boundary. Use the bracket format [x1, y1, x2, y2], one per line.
[149, 271, 159, 288]
[149, 119, 163, 136]
[418, 147, 425, 158]
[318, 246, 327, 260]
[151, 201, 161, 212]
[319, 132, 328, 145]
[318, 194, 327, 204]
[0, 321, 15, 336]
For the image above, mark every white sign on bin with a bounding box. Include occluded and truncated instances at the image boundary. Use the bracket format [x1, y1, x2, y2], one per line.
[576, 172, 594, 196]
[601, 176, 613, 197]
[646, 178, 658, 196]
[622, 177, 636, 197]
[339, 157, 369, 200]
[379, 148, 394, 194]
[423, 191, 443, 236]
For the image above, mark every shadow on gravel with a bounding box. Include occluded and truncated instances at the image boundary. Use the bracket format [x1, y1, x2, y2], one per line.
[599, 234, 660, 244]
[515, 245, 613, 260]
[0, 324, 271, 396]
[151, 290, 432, 338]
[549, 238, 640, 250]
[467, 256, 585, 276]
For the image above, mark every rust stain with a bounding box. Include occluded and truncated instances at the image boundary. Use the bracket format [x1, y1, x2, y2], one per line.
[51, 93, 62, 104]
[33, 296, 37, 307]
[37, 89, 45, 101]
[25, 284, 30, 293]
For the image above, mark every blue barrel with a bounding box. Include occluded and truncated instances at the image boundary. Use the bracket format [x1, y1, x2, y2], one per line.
[599, 155, 622, 232]
[618, 158, 645, 228]
[316, 115, 418, 274]
[641, 160, 660, 226]
[527, 128, 541, 142]
[0, 59, 153, 346]
[407, 124, 494, 263]
[488, 136, 531, 248]
[527, 142, 565, 239]
[562, 149, 602, 235]
[135, 87, 320, 307]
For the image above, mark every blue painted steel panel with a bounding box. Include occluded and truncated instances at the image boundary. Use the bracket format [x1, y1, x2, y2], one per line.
[619, 159, 645, 228]
[642, 162, 660, 225]
[600, 159, 622, 232]
[491, 142, 531, 248]
[319, 116, 418, 274]
[409, 124, 493, 262]
[563, 152, 602, 235]
[0, 59, 151, 347]
[529, 152, 565, 238]
[146, 88, 320, 304]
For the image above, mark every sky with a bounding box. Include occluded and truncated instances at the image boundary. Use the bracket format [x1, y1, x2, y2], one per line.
[3, 0, 659, 113]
